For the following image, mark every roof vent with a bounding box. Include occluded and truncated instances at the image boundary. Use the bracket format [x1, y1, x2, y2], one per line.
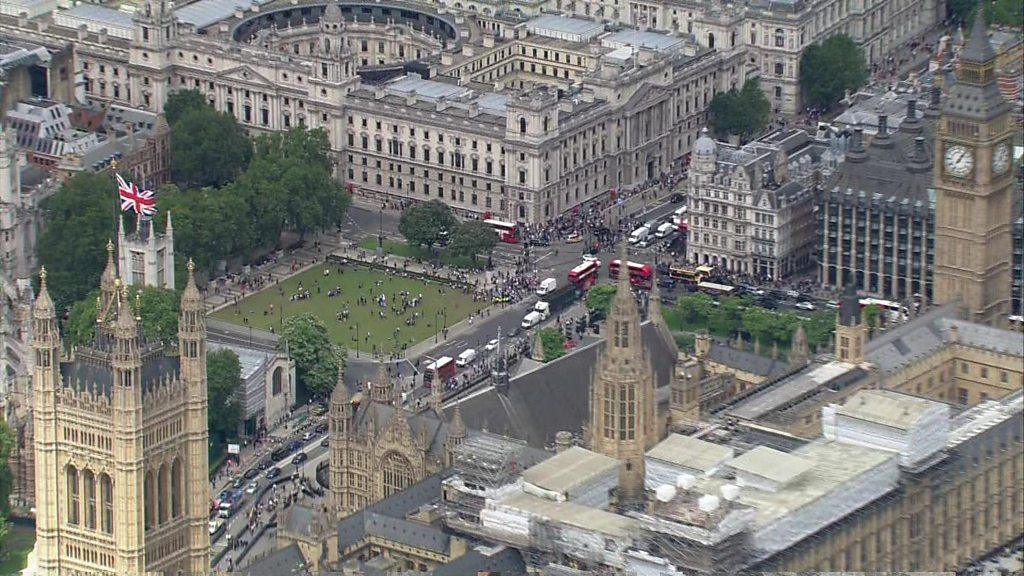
[676, 473, 696, 490]
[655, 484, 677, 502]
[720, 484, 740, 501]
[698, 494, 720, 512]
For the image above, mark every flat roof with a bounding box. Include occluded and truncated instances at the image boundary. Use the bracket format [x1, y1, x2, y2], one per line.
[603, 30, 684, 52]
[521, 447, 618, 494]
[59, 4, 133, 29]
[175, 0, 270, 29]
[646, 434, 733, 473]
[727, 446, 812, 484]
[837, 389, 942, 431]
[696, 441, 895, 531]
[500, 491, 637, 539]
[727, 361, 860, 421]
[386, 75, 471, 101]
[526, 14, 604, 41]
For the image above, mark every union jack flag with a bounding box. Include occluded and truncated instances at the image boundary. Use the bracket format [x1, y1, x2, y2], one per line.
[116, 173, 157, 216]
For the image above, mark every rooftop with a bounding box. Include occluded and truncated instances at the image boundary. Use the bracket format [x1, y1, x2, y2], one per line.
[386, 75, 471, 101]
[602, 29, 684, 52]
[175, 0, 271, 29]
[727, 446, 813, 484]
[837, 389, 942, 431]
[525, 14, 605, 42]
[727, 361, 861, 421]
[499, 491, 637, 539]
[521, 447, 618, 495]
[646, 433, 734, 473]
[58, 4, 134, 30]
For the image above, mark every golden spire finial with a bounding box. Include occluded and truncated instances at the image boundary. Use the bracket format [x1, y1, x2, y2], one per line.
[187, 257, 195, 274]
[106, 238, 114, 253]
[114, 277, 122, 290]
[134, 291, 142, 321]
[110, 158, 118, 172]
[39, 266, 47, 284]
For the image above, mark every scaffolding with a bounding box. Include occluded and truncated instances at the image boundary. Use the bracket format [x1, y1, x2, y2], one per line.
[446, 433, 540, 529]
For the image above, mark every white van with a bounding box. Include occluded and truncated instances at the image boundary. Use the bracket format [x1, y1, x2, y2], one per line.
[456, 349, 477, 367]
[629, 226, 650, 244]
[655, 222, 676, 238]
[536, 277, 557, 296]
[521, 310, 543, 329]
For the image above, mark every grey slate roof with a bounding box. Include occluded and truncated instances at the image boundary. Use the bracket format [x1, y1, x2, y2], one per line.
[445, 321, 677, 448]
[866, 304, 1023, 374]
[432, 545, 527, 575]
[353, 401, 452, 462]
[337, 471, 452, 554]
[705, 343, 791, 379]
[243, 542, 307, 576]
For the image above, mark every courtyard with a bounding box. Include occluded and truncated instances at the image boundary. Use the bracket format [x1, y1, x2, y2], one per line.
[210, 262, 486, 354]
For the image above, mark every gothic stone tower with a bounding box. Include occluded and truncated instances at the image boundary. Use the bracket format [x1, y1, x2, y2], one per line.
[588, 245, 657, 510]
[835, 284, 868, 363]
[933, 10, 1015, 325]
[118, 214, 175, 290]
[32, 256, 209, 575]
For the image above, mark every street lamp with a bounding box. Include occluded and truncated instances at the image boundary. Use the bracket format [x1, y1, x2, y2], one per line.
[354, 321, 360, 358]
[378, 207, 384, 249]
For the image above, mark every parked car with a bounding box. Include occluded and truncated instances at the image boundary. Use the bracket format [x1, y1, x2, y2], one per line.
[232, 477, 244, 489]
[670, 193, 685, 203]
[291, 452, 309, 466]
[257, 458, 272, 471]
[243, 468, 260, 480]
[566, 231, 583, 243]
[785, 289, 801, 299]
[302, 431, 314, 441]
[265, 467, 281, 480]
[484, 339, 499, 352]
[795, 301, 817, 311]
[321, 437, 330, 448]
[245, 480, 259, 494]
[270, 447, 288, 462]
[582, 253, 599, 263]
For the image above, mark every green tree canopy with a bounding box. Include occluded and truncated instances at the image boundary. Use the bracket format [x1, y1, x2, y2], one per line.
[163, 89, 209, 125]
[280, 313, 341, 397]
[399, 201, 456, 250]
[64, 287, 181, 348]
[539, 328, 566, 363]
[709, 79, 771, 140]
[799, 34, 868, 112]
[448, 220, 498, 261]
[37, 172, 118, 310]
[585, 284, 617, 317]
[948, 0, 1022, 27]
[207, 349, 243, 442]
[170, 102, 252, 188]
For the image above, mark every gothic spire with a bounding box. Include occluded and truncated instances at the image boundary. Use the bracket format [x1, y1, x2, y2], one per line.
[32, 267, 55, 319]
[331, 365, 350, 406]
[961, 6, 995, 64]
[448, 403, 466, 440]
[648, 264, 678, 358]
[429, 369, 444, 416]
[370, 362, 392, 403]
[789, 323, 810, 368]
[180, 258, 203, 311]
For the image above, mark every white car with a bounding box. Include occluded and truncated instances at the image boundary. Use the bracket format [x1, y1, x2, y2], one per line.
[484, 338, 499, 352]
[795, 301, 816, 311]
[208, 520, 220, 535]
[582, 254, 599, 263]
[785, 290, 801, 299]
[245, 480, 259, 494]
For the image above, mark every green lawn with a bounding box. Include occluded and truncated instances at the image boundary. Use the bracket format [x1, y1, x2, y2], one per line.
[0, 522, 34, 576]
[211, 263, 485, 354]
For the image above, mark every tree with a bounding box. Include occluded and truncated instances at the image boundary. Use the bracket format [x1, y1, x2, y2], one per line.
[207, 349, 243, 442]
[673, 293, 715, 327]
[0, 420, 12, 551]
[280, 313, 340, 397]
[37, 173, 119, 310]
[585, 284, 617, 317]
[448, 220, 498, 261]
[862, 304, 883, 329]
[799, 34, 868, 112]
[170, 105, 252, 188]
[163, 89, 209, 125]
[539, 328, 566, 362]
[399, 201, 456, 250]
[709, 79, 771, 140]
[63, 288, 180, 347]
[948, 0, 1022, 27]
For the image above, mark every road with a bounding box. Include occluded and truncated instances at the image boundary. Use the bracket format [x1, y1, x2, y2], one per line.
[211, 432, 330, 571]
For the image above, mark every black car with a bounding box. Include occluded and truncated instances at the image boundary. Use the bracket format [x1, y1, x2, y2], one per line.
[321, 437, 330, 448]
[507, 326, 520, 338]
[243, 467, 260, 480]
[670, 193, 684, 203]
[270, 447, 288, 462]
[529, 237, 551, 247]
[758, 297, 779, 310]
[265, 467, 281, 480]
[291, 452, 308, 466]
[657, 277, 677, 290]
[257, 458, 272, 471]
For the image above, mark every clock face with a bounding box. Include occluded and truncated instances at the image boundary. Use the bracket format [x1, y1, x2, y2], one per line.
[944, 145, 973, 177]
[992, 143, 1010, 175]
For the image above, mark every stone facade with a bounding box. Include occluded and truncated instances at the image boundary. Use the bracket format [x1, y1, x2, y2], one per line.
[31, 255, 210, 575]
[329, 364, 466, 519]
[687, 128, 822, 280]
[933, 14, 1015, 325]
[118, 215, 175, 290]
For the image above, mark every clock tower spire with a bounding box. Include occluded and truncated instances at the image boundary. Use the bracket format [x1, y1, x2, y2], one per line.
[933, 8, 1014, 325]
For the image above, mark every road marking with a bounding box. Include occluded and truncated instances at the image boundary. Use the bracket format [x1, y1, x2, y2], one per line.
[535, 250, 554, 262]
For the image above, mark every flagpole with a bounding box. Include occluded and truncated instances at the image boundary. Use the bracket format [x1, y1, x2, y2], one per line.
[110, 159, 119, 277]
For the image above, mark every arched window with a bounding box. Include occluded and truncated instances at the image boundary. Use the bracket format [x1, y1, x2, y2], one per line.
[158, 463, 169, 524]
[66, 465, 80, 525]
[380, 452, 414, 497]
[83, 469, 96, 529]
[519, 117, 527, 134]
[144, 471, 155, 529]
[100, 473, 114, 534]
[272, 367, 283, 396]
[171, 458, 183, 518]
[774, 28, 785, 47]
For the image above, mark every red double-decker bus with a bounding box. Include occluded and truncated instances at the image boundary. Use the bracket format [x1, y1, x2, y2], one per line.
[608, 259, 654, 289]
[483, 219, 520, 244]
[568, 260, 600, 288]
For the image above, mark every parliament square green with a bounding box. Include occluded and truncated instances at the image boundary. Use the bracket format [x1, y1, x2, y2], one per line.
[210, 263, 485, 353]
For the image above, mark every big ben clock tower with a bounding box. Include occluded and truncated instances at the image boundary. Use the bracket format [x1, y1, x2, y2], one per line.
[933, 9, 1015, 325]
